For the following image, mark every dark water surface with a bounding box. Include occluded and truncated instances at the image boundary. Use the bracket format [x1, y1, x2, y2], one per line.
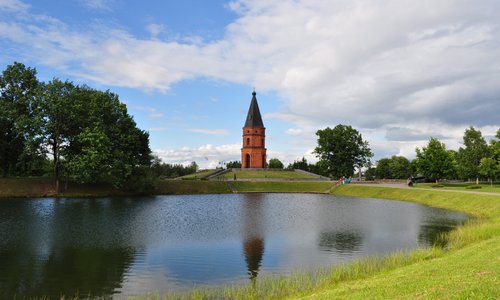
[0, 193, 468, 298]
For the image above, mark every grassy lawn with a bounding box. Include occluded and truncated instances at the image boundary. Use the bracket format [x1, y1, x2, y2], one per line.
[224, 169, 319, 179]
[232, 181, 334, 193]
[177, 169, 218, 180]
[417, 182, 500, 193]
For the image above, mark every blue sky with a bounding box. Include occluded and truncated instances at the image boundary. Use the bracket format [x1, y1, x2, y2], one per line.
[1, 0, 500, 168]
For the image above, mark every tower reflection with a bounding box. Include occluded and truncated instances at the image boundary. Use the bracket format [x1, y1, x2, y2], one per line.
[242, 194, 265, 282]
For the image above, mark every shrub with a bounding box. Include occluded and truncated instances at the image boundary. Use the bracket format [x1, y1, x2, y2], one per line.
[465, 185, 482, 189]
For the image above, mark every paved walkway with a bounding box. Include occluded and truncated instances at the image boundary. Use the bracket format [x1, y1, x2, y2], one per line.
[355, 182, 500, 196]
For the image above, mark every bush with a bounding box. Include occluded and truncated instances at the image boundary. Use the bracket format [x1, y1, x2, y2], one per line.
[465, 185, 482, 190]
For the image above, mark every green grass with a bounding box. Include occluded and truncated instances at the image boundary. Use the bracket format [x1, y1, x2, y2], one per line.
[156, 180, 231, 194]
[231, 181, 334, 193]
[417, 182, 500, 193]
[177, 169, 219, 180]
[223, 169, 319, 179]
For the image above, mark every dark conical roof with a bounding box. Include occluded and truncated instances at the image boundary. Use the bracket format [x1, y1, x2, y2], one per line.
[244, 91, 264, 127]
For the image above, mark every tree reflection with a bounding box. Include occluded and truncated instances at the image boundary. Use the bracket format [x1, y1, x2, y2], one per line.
[319, 231, 363, 254]
[0, 198, 137, 298]
[418, 218, 465, 247]
[242, 194, 265, 282]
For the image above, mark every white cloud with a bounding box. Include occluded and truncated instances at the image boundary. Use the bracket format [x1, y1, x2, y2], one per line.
[154, 143, 241, 169]
[0, 0, 28, 12]
[185, 128, 229, 136]
[79, 0, 114, 10]
[2, 0, 500, 161]
[130, 105, 164, 119]
[146, 23, 165, 38]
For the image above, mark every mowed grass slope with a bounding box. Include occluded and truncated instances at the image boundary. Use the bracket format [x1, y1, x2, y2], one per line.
[224, 169, 319, 179]
[302, 185, 500, 299]
[417, 182, 500, 193]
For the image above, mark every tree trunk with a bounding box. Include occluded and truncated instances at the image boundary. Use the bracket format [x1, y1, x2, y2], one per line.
[52, 140, 60, 194]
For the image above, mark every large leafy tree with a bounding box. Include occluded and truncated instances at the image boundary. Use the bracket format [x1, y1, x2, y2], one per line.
[388, 156, 412, 179]
[0, 62, 43, 176]
[65, 86, 151, 187]
[415, 138, 456, 183]
[479, 157, 498, 186]
[375, 158, 392, 179]
[40, 79, 80, 191]
[268, 158, 284, 169]
[314, 124, 372, 178]
[456, 127, 489, 181]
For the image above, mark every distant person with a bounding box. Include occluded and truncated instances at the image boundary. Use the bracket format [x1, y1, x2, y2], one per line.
[407, 177, 413, 187]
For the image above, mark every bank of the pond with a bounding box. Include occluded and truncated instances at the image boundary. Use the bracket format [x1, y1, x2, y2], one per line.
[1, 178, 337, 197]
[148, 185, 499, 299]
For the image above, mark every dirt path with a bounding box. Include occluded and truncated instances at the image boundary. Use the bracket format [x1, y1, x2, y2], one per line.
[354, 182, 500, 196]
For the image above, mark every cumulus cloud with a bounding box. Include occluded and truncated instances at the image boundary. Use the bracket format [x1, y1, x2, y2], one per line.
[0, 0, 28, 12]
[1, 0, 499, 161]
[154, 143, 241, 169]
[79, 0, 114, 10]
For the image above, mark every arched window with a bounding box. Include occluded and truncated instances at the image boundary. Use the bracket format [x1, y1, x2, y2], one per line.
[245, 154, 251, 168]
[246, 138, 250, 146]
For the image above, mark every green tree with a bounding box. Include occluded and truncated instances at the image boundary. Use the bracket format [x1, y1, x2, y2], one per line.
[375, 158, 392, 179]
[226, 161, 242, 169]
[268, 158, 284, 169]
[415, 138, 456, 183]
[0, 62, 43, 176]
[479, 157, 498, 186]
[456, 127, 489, 181]
[388, 156, 411, 179]
[40, 79, 79, 191]
[314, 125, 372, 178]
[68, 86, 151, 186]
[287, 157, 309, 171]
[66, 128, 112, 183]
[364, 167, 376, 180]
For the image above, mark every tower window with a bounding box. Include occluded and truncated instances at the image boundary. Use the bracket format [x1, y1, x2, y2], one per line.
[246, 138, 250, 146]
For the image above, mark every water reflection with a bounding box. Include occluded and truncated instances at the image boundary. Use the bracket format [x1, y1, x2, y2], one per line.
[242, 194, 265, 281]
[0, 194, 469, 298]
[319, 231, 363, 254]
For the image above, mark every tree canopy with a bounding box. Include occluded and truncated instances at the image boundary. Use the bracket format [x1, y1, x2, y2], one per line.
[456, 126, 489, 180]
[314, 124, 372, 178]
[415, 138, 456, 182]
[268, 158, 284, 169]
[0, 62, 151, 191]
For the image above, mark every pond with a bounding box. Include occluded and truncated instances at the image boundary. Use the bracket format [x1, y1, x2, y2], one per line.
[0, 193, 468, 298]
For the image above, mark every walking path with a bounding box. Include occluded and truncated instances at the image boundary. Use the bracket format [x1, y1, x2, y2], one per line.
[355, 182, 500, 196]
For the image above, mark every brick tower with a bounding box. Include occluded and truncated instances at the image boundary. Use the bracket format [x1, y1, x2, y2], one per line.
[241, 91, 267, 168]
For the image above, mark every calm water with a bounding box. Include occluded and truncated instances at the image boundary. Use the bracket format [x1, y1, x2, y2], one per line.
[0, 193, 468, 298]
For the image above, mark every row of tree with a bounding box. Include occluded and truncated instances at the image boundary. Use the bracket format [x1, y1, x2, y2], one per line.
[269, 125, 499, 183]
[0, 62, 152, 191]
[362, 127, 500, 183]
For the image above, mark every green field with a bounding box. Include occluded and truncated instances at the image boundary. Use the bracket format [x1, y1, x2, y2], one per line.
[177, 169, 218, 180]
[224, 169, 320, 179]
[417, 182, 500, 193]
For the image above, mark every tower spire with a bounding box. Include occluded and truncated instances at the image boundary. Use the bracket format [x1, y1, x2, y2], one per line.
[244, 90, 264, 127]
